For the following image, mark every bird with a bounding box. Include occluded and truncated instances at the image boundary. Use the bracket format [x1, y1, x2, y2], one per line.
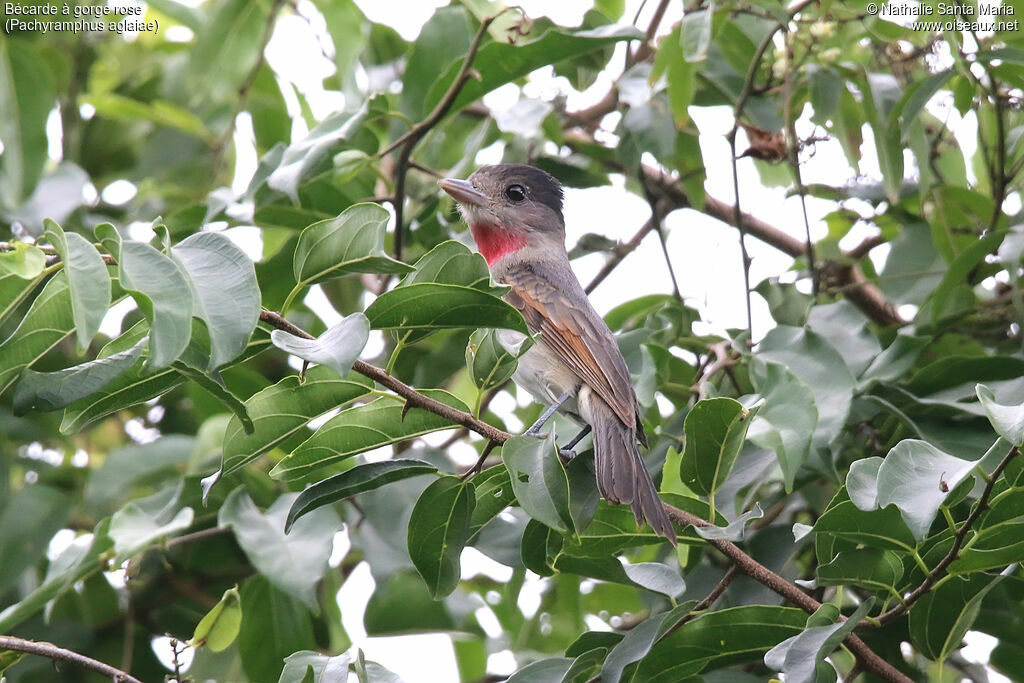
[438, 163, 676, 545]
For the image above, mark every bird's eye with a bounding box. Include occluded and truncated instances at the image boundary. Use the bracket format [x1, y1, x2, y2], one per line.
[504, 184, 526, 203]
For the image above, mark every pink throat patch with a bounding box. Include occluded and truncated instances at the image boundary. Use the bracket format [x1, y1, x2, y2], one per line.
[470, 223, 527, 266]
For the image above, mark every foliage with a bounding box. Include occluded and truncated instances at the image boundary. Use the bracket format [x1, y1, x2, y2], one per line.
[1, 0, 1024, 681]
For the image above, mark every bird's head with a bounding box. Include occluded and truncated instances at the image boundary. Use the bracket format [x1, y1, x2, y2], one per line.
[438, 164, 565, 266]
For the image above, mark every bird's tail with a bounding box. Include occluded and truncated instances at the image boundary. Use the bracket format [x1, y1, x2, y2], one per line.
[590, 402, 677, 545]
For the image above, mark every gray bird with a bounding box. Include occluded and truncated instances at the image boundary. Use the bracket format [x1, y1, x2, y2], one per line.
[439, 164, 676, 544]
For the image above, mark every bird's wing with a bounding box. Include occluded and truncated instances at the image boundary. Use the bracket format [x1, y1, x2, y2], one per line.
[504, 261, 638, 429]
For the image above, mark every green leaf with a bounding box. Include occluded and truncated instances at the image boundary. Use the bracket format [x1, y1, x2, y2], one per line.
[265, 105, 369, 201]
[365, 282, 528, 334]
[692, 503, 763, 541]
[0, 269, 43, 328]
[407, 476, 475, 599]
[0, 485, 71, 596]
[662, 27, 696, 125]
[907, 355, 1024, 397]
[466, 327, 522, 392]
[621, 562, 686, 597]
[290, 204, 412, 303]
[219, 488, 341, 611]
[43, 220, 110, 351]
[424, 24, 641, 116]
[764, 600, 874, 683]
[363, 570, 456, 634]
[188, 0, 272, 101]
[271, 313, 369, 377]
[0, 241, 44, 279]
[846, 457, 883, 510]
[285, 459, 438, 533]
[680, 1, 714, 62]
[270, 390, 469, 481]
[816, 549, 904, 594]
[237, 576, 317, 683]
[171, 359, 253, 434]
[747, 358, 816, 491]
[635, 606, 806, 680]
[189, 586, 242, 652]
[599, 602, 696, 683]
[12, 339, 146, 414]
[0, 39, 54, 206]
[277, 651, 351, 683]
[890, 69, 954, 139]
[917, 231, 1004, 327]
[0, 519, 112, 632]
[59, 322, 254, 435]
[809, 67, 840, 126]
[813, 498, 917, 553]
[876, 439, 976, 540]
[405, 240, 492, 290]
[401, 6, 472, 120]
[759, 325, 856, 448]
[950, 483, 1024, 574]
[909, 571, 1007, 661]
[108, 499, 194, 563]
[82, 93, 212, 141]
[171, 231, 260, 370]
[859, 333, 931, 385]
[221, 366, 373, 475]
[503, 433, 575, 536]
[468, 465, 516, 538]
[96, 223, 193, 369]
[320, 0, 367, 84]
[977, 384, 1024, 446]
[0, 270, 75, 393]
[861, 72, 903, 203]
[84, 435, 194, 513]
[507, 658, 573, 682]
[680, 397, 758, 497]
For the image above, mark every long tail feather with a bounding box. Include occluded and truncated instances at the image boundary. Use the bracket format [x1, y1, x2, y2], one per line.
[590, 404, 676, 545]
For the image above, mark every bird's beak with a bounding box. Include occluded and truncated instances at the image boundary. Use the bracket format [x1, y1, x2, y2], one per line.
[438, 178, 488, 207]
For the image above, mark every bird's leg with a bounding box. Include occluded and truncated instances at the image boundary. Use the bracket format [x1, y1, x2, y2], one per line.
[524, 392, 571, 436]
[558, 425, 592, 459]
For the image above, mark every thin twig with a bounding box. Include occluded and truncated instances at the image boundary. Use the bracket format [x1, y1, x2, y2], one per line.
[782, 27, 818, 294]
[585, 217, 658, 294]
[380, 13, 499, 260]
[693, 564, 739, 611]
[0, 635, 143, 683]
[163, 525, 229, 550]
[626, 0, 672, 68]
[870, 446, 1019, 626]
[726, 15, 787, 344]
[638, 174, 682, 300]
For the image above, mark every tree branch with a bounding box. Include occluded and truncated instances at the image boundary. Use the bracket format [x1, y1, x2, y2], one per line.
[210, 0, 287, 181]
[258, 309, 510, 443]
[871, 446, 1019, 626]
[379, 12, 498, 261]
[626, 0, 672, 68]
[0, 635, 143, 683]
[258, 307, 909, 683]
[662, 504, 911, 683]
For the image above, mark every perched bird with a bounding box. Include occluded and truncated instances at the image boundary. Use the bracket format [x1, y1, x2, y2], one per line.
[439, 164, 676, 544]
